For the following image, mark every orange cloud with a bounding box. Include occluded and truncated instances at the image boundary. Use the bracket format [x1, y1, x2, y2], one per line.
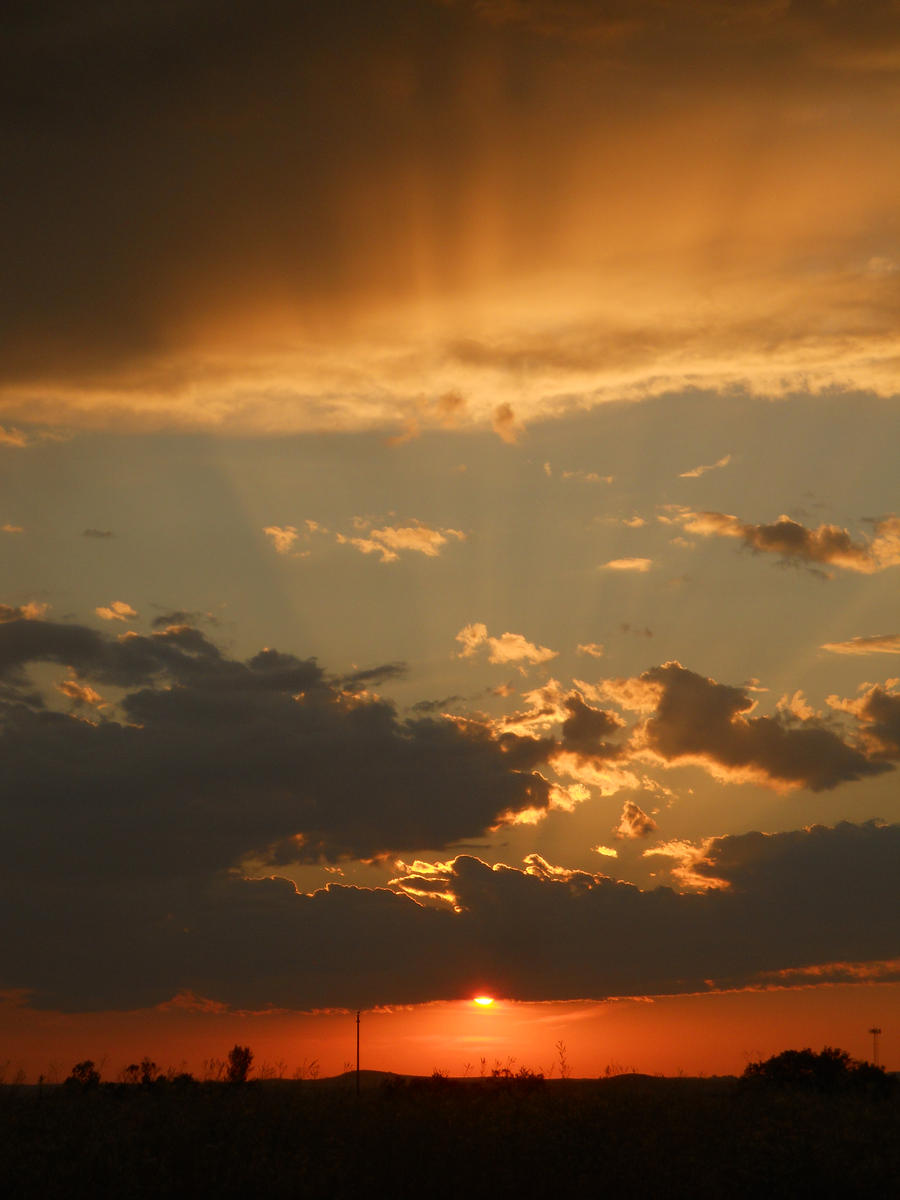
[615, 800, 657, 840]
[456, 622, 557, 668]
[263, 525, 300, 555]
[822, 634, 900, 656]
[2, 523, 23, 534]
[57, 678, 105, 707]
[679, 453, 732, 479]
[602, 558, 653, 572]
[95, 601, 138, 622]
[577, 642, 605, 658]
[0, 601, 49, 622]
[339, 522, 465, 564]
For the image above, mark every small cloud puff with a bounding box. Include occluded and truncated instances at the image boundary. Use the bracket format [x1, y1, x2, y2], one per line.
[263, 525, 300, 555]
[577, 642, 605, 658]
[602, 558, 653, 572]
[57, 678, 106, 707]
[456, 622, 557, 668]
[615, 800, 658, 839]
[2, 524, 23, 534]
[95, 601, 138, 622]
[679, 454, 731, 479]
[83, 528, 114, 539]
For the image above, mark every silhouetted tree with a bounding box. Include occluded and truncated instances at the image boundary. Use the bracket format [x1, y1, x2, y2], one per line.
[742, 1046, 892, 1093]
[226, 1044, 253, 1084]
[66, 1060, 101, 1089]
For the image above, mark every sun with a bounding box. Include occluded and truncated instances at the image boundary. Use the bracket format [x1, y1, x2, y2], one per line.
[473, 995, 494, 1006]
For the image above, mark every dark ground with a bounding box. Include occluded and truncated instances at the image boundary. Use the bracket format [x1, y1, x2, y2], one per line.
[3, 1073, 898, 1199]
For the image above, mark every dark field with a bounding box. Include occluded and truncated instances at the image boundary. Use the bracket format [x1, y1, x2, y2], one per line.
[4, 1073, 898, 1199]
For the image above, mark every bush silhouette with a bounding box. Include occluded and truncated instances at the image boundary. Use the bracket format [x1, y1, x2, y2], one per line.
[65, 1060, 101, 1089]
[226, 1045, 254, 1084]
[742, 1046, 891, 1093]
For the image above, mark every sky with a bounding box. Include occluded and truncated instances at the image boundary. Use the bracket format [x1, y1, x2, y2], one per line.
[2, 0, 899, 1080]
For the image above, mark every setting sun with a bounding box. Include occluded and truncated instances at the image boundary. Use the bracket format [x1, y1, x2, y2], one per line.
[473, 996, 494, 1007]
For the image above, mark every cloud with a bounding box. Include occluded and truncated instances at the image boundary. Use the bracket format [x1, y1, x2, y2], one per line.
[2, 524, 23, 534]
[263, 525, 300, 555]
[151, 609, 219, 630]
[615, 800, 657, 839]
[491, 403, 520, 444]
[0, 602, 48, 623]
[621, 623, 653, 638]
[0, 618, 554, 876]
[602, 558, 653, 572]
[664, 508, 900, 575]
[95, 601, 138, 622]
[456, 622, 558, 668]
[562, 469, 611, 484]
[617, 661, 890, 792]
[829, 682, 900, 762]
[56, 679, 105, 707]
[82, 528, 114, 538]
[679, 454, 732, 479]
[577, 642, 604, 658]
[0, 425, 28, 447]
[558, 693, 625, 759]
[4, 1, 900, 438]
[822, 634, 900, 656]
[11, 818, 892, 1012]
[1, 620, 897, 1009]
[338, 522, 465, 564]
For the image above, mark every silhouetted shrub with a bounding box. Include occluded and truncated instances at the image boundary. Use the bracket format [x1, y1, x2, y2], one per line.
[742, 1047, 892, 1093]
[226, 1045, 253, 1084]
[65, 1060, 101, 1089]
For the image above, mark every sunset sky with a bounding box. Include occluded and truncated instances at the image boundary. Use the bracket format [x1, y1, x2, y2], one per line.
[2, 0, 899, 1080]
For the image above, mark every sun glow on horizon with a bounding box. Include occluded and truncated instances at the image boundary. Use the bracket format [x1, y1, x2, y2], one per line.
[473, 995, 495, 1007]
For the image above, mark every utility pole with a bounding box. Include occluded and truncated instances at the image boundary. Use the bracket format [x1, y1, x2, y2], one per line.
[356, 1010, 361, 1096]
[868, 1026, 882, 1068]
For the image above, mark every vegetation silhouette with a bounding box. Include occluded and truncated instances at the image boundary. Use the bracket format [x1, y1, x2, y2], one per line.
[742, 1046, 894, 1094]
[225, 1045, 253, 1085]
[64, 1060, 100, 1090]
[4, 1045, 895, 1197]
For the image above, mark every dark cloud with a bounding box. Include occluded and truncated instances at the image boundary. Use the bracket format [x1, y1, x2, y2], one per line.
[627, 662, 890, 791]
[455, 0, 900, 67]
[852, 686, 900, 761]
[338, 662, 407, 692]
[559, 693, 625, 759]
[0, 619, 552, 877]
[7, 820, 895, 1011]
[82, 528, 113, 538]
[150, 609, 219, 630]
[411, 694, 464, 713]
[670, 510, 900, 575]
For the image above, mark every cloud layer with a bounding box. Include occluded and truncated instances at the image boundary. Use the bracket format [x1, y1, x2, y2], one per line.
[2, 613, 897, 1011]
[5, 1, 900, 435]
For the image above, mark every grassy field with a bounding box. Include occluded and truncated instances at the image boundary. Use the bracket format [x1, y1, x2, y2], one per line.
[4, 1072, 898, 1198]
